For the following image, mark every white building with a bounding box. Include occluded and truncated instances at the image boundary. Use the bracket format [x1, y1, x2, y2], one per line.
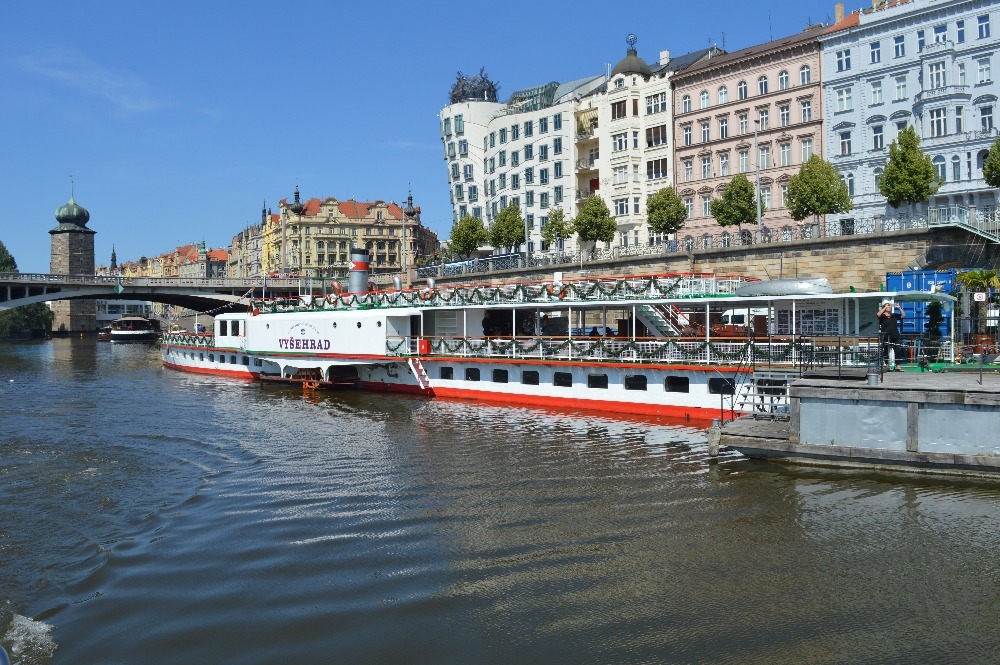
[439, 40, 719, 257]
[821, 0, 1000, 233]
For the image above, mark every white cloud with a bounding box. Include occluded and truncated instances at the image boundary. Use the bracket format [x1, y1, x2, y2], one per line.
[11, 47, 165, 114]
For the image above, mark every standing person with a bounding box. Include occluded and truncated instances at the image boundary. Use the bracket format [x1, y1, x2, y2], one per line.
[878, 300, 905, 371]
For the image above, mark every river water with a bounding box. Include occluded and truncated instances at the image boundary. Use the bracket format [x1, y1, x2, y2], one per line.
[1, 339, 999, 664]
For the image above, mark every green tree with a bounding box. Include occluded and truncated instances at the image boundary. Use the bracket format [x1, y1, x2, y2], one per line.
[956, 269, 1000, 334]
[572, 195, 616, 245]
[984, 135, 1000, 188]
[646, 186, 687, 236]
[786, 155, 853, 227]
[710, 173, 766, 231]
[488, 203, 525, 253]
[879, 125, 938, 209]
[449, 215, 487, 258]
[541, 208, 572, 249]
[0, 240, 53, 339]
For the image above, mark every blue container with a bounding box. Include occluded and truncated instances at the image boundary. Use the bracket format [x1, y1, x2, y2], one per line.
[885, 269, 959, 337]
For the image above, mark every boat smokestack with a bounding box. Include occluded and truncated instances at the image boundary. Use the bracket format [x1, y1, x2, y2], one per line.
[348, 247, 371, 294]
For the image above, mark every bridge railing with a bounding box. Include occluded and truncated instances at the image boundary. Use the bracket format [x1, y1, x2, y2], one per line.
[0, 273, 302, 288]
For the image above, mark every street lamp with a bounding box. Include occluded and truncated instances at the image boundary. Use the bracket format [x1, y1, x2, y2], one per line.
[403, 190, 416, 287]
[754, 120, 762, 242]
[287, 185, 304, 275]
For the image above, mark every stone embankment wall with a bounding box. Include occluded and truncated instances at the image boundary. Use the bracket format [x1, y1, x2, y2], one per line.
[424, 228, 1000, 292]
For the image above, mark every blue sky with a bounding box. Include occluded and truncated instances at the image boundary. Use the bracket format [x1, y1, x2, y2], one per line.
[1, 0, 842, 273]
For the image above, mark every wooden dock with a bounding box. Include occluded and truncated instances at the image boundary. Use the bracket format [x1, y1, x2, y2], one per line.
[721, 371, 1000, 475]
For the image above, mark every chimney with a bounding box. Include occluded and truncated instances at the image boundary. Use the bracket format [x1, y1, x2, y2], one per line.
[835, 2, 844, 23]
[660, 49, 671, 66]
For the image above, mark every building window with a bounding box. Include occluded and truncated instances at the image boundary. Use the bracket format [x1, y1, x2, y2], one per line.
[894, 76, 907, 100]
[979, 14, 991, 39]
[701, 122, 710, 142]
[512, 124, 520, 140]
[739, 113, 749, 134]
[739, 150, 749, 173]
[511, 173, 520, 189]
[614, 198, 628, 216]
[684, 160, 693, 181]
[801, 138, 813, 161]
[917, 30, 925, 52]
[870, 80, 883, 105]
[539, 145, 548, 161]
[978, 58, 992, 84]
[933, 156, 946, 181]
[647, 158, 669, 180]
[800, 65, 811, 85]
[458, 140, 468, 156]
[958, 20, 966, 43]
[499, 127, 507, 143]
[760, 186, 771, 209]
[683, 126, 692, 146]
[719, 117, 729, 139]
[646, 124, 668, 147]
[684, 197, 694, 217]
[930, 108, 947, 137]
[929, 62, 947, 89]
[737, 80, 748, 100]
[956, 106, 964, 133]
[720, 153, 730, 176]
[780, 142, 791, 167]
[682, 95, 691, 113]
[870, 41, 881, 63]
[613, 132, 627, 152]
[700, 90, 709, 108]
[953, 155, 962, 181]
[524, 120, 534, 136]
[613, 165, 628, 184]
[801, 100, 812, 123]
[779, 104, 790, 127]
[840, 132, 852, 156]
[759, 145, 770, 169]
[872, 124, 884, 150]
[934, 24, 947, 44]
[524, 144, 534, 160]
[718, 85, 728, 104]
[553, 137, 562, 154]
[959, 63, 967, 86]
[553, 114, 562, 130]
[982, 105, 994, 131]
[454, 115, 464, 134]
[873, 167, 883, 190]
[836, 49, 851, 71]
[758, 109, 769, 130]
[836, 88, 853, 112]
[758, 75, 768, 95]
[894, 35, 905, 58]
[647, 92, 667, 114]
[702, 195, 712, 217]
[540, 192, 549, 209]
[702, 156, 712, 178]
[778, 70, 789, 90]
[781, 183, 789, 207]
[554, 161, 563, 178]
[539, 117, 548, 133]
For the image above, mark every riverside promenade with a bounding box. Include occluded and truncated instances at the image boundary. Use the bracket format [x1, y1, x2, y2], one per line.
[721, 371, 1000, 476]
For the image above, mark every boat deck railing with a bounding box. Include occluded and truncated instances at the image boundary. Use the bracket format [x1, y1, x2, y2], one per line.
[386, 335, 883, 367]
[251, 272, 757, 313]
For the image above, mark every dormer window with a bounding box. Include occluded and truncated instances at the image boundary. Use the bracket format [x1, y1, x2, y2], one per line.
[616, 78, 625, 89]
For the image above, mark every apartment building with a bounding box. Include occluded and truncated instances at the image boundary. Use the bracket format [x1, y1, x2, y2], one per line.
[672, 25, 829, 247]
[821, 0, 1000, 231]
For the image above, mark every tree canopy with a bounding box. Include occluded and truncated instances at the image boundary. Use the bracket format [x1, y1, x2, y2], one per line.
[488, 203, 525, 252]
[786, 155, 853, 222]
[646, 186, 687, 235]
[449, 215, 488, 258]
[572, 195, 616, 244]
[879, 125, 938, 208]
[984, 135, 1000, 189]
[541, 208, 572, 247]
[956, 269, 1000, 334]
[710, 174, 765, 229]
[0, 240, 53, 338]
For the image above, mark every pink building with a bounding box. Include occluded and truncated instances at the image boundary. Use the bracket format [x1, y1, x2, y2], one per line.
[672, 25, 831, 247]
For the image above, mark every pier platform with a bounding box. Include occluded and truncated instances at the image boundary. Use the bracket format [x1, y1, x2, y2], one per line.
[722, 371, 1000, 476]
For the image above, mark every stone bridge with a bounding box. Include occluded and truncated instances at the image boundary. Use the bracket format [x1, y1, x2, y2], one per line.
[0, 273, 314, 313]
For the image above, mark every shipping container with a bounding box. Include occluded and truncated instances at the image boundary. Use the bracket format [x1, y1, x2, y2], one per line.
[885, 269, 959, 337]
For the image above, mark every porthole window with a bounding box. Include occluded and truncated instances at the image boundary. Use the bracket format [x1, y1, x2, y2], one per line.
[440, 366, 454, 380]
[522, 370, 539, 385]
[587, 374, 609, 389]
[377, 321, 382, 327]
[665, 376, 690, 393]
[333, 322, 337, 328]
[554, 372, 573, 387]
[357, 322, 362, 328]
[624, 375, 647, 391]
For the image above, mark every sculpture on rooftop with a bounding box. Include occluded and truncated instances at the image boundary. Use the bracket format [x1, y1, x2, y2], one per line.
[449, 67, 500, 104]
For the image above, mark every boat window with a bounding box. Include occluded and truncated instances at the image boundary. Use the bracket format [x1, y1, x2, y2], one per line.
[554, 371, 573, 387]
[242, 357, 250, 366]
[665, 376, 690, 393]
[465, 367, 480, 381]
[199, 353, 205, 362]
[230, 356, 237, 364]
[440, 366, 454, 380]
[208, 354, 215, 362]
[587, 374, 609, 389]
[624, 375, 647, 391]
[219, 321, 228, 336]
[254, 358, 263, 367]
[522, 370, 539, 385]
[708, 377, 736, 395]
[232, 320, 240, 336]
[492, 369, 509, 383]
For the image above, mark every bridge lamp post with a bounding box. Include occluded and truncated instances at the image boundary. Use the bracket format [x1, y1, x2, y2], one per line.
[754, 119, 762, 242]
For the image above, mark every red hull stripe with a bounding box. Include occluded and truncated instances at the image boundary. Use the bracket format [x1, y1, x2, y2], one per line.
[163, 361, 259, 381]
[356, 381, 724, 421]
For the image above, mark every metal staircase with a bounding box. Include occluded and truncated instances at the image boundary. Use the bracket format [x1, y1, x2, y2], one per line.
[635, 303, 688, 337]
[408, 357, 431, 391]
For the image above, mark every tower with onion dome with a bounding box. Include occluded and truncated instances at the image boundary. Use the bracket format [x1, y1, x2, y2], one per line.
[49, 183, 97, 333]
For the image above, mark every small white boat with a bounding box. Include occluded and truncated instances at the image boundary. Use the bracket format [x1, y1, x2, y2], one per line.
[734, 278, 832, 297]
[110, 316, 159, 342]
